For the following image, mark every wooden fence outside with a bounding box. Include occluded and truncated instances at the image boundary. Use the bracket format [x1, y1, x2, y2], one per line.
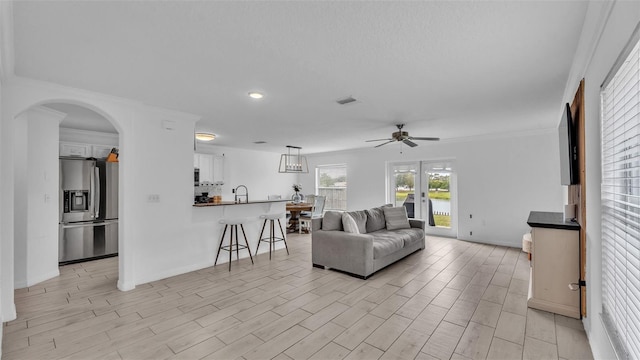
[318, 187, 347, 211]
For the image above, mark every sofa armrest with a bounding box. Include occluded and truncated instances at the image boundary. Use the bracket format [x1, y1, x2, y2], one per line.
[409, 218, 426, 230]
[312, 217, 323, 231]
[312, 230, 374, 277]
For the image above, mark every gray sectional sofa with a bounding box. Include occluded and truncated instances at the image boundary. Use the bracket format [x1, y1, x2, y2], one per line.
[311, 205, 425, 279]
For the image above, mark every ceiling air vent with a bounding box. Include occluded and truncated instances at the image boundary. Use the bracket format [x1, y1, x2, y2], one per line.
[336, 96, 357, 105]
[253, 141, 267, 144]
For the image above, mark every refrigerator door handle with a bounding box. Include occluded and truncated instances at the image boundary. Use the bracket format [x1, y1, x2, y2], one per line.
[61, 220, 116, 229]
[90, 164, 95, 218]
[94, 166, 101, 219]
[62, 222, 101, 229]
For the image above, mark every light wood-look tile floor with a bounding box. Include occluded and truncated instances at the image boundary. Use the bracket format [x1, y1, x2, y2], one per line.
[3, 234, 594, 360]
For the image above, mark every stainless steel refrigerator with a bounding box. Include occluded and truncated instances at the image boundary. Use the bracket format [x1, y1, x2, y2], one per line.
[59, 157, 118, 264]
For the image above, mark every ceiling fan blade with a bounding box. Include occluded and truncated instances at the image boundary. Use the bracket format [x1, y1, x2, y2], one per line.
[409, 136, 440, 141]
[374, 140, 395, 148]
[403, 139, 418, 147]
[365, 138, 393, 142]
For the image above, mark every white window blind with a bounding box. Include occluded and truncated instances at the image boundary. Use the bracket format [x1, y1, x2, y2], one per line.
[601, 35, 640, 360]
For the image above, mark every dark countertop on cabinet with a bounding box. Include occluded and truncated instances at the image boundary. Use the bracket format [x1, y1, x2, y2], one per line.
[527, 211, 580, 231]
[193, 199, 289, 207]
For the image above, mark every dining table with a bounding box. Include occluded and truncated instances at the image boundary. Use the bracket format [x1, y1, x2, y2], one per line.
[286, 202, 313, 233]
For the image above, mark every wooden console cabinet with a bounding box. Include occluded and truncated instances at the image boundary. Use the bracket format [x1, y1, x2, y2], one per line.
[527, 211, 581, 319]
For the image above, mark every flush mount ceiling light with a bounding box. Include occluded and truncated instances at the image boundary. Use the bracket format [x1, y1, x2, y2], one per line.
[195, 132, 216, 141]
[279, 145, 309, 173]
[248, 91, 264, 99]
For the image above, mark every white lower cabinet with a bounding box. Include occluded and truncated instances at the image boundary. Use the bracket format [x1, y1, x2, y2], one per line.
[528, 226, 580, 318]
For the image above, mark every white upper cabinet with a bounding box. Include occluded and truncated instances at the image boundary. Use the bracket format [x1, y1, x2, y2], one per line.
[59, 142, 91, 157]
[194, 153, 224, 184]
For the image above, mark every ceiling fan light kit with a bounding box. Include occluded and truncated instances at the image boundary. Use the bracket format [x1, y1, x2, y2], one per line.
[365, 124, 439, 148]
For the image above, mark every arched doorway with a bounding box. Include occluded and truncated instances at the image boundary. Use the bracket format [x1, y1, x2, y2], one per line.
[12, 100, 125, 291]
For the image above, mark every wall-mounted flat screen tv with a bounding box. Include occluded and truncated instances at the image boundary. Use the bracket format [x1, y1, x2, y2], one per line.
[559, 102, 578, 185]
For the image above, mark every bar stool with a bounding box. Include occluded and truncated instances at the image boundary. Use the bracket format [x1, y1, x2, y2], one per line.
[256, 213, 288, 259]
[214, 218, 254, 271]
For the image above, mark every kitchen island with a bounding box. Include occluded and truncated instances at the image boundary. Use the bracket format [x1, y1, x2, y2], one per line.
[192, 199, 289, 266]
[193, 199, 289, 207]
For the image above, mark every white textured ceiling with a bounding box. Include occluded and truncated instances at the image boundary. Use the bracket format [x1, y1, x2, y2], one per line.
[12, 1, 588, 154]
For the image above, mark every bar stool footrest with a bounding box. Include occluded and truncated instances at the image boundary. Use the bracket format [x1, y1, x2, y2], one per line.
[221, 244, 249, 252]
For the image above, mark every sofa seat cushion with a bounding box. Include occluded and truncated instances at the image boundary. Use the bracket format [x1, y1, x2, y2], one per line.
[395, 228, 426, 247]
[370, 228, 425, 258]
[372, 235, 404, 259]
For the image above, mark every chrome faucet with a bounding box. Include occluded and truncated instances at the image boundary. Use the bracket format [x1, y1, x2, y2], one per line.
[233, 185, 248, 203]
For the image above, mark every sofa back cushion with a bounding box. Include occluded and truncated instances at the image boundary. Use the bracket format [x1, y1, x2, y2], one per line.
[342, 213, 360, 233]
[344, 210, 368, 234]
[322, 211, 344, 231]
[383, 206, 411, 230]
[365, 206, 388, 233]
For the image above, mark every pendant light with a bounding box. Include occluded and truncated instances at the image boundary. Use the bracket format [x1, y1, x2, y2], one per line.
[279, 145, 309, 173]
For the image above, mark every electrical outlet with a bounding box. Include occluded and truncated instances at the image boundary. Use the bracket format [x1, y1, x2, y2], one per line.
[470, 231, 473, 236]
[470, 214, 473, 219]
[148, 194, 160, 202]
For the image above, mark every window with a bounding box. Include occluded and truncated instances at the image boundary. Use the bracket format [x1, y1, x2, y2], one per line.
[316, 164, 347, 211]
[601, 30, 640, 360]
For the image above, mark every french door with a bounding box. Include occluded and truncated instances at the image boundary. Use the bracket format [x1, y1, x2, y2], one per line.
[387, 160, 457, 238]
[420, 161, 457, 238]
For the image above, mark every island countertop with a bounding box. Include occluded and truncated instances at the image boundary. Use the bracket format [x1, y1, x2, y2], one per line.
[193, 199, 289, 207]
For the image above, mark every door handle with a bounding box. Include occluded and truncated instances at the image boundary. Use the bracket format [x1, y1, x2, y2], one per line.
[568, 283, 580, 291]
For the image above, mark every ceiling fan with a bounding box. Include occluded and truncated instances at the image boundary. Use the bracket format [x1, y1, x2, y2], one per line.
[365, 124, 439, 148]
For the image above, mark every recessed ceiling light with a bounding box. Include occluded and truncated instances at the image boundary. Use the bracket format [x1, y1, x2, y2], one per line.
[195, 132, 216, 141]
[248, 91, 264, 99]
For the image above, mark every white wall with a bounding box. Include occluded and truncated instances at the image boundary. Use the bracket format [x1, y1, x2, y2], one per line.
[1, 77, 298, 307]
[563, 1, 640, 358]
[300, 130, 564, 248]
[0, 2, 14, 344]
[14, 106, 65, 288]
[196, 143, 298, 201]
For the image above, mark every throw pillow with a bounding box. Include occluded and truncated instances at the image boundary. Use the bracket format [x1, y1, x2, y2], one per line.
[322, 211, 344, 231]
[365, 206, 387, 233]
[346, 210, 368, 234]
[383, 206, 411, 230]
[342, 213, 360, 234]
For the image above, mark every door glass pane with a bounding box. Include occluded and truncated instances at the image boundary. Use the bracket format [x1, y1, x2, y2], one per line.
[391, 163, 417, 218]
[427, 170, 451, 228]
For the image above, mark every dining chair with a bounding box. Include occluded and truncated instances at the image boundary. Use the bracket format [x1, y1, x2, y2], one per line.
[300, 194, 316, 217]
[299, 195, 325, 234]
